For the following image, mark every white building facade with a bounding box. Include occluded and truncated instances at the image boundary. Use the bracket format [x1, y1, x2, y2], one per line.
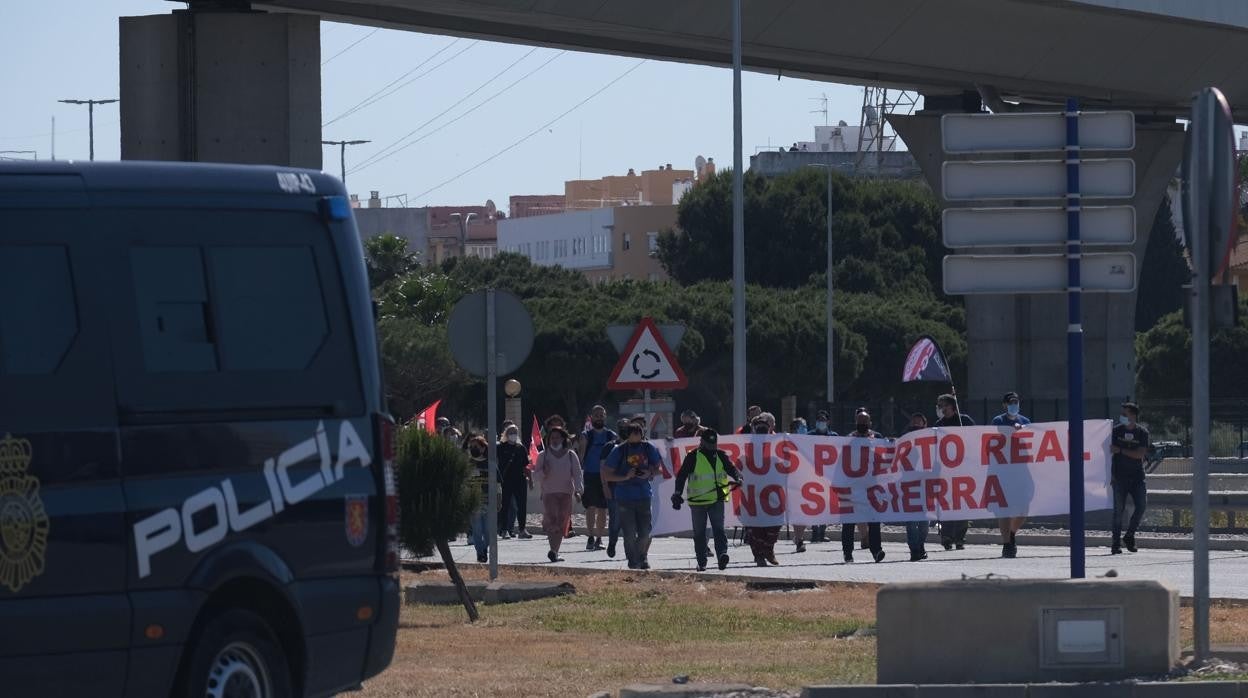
[497, 207, 613, 272]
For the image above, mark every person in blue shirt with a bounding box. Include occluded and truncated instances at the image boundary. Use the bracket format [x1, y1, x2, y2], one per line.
[577, 405, 617, 552]
[991, 391, 1031, 558]
[603, 422, 663, 570]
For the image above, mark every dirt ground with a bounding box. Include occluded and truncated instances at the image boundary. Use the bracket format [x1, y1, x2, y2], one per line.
[360, 566, 1248, 697]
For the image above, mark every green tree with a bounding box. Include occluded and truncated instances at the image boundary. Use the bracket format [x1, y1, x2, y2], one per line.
[363, 234, 420, 290]
[1136, 298, 1248, 399]
[395, 427, 482, 621]
[657, 168, 946, 297]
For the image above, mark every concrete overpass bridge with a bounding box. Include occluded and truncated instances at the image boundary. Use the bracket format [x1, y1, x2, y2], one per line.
[121, 0, 1248, 408]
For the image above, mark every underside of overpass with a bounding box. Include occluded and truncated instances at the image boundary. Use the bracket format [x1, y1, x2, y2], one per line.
[122, 0, 1247, 408]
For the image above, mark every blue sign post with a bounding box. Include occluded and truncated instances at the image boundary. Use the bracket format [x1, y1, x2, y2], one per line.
[1065, 98, 1085, 579]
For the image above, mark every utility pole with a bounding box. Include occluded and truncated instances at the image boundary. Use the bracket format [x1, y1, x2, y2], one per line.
[321, 139, 370, 185]
[808, 163, 835, 405]
[58, 99, 118, 161]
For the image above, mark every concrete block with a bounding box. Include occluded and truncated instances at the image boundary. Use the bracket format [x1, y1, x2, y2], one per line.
[1135, 681, 1239, 697]
[877, 579, 1179, 685]
[1026, 684, 1132, 698]
[916, 685, 1027, 698]
[618, 683, 753, 697]
[482, 581, 575, 604]
[801, 687, 917, 698]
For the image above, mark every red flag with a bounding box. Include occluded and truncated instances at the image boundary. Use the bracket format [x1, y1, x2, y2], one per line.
[528, 415, 543, 472]
[415, 400, 442, 434]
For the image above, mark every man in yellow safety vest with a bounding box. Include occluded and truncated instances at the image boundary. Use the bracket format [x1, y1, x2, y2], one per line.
[671, 429, 742, 571]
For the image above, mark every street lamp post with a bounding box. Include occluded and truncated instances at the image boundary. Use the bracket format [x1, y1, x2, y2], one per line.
[808, 163, 836, 404]
[321, 139, 370, 185]
[449, 211, 478, 258]
[58, 99, 118, 161]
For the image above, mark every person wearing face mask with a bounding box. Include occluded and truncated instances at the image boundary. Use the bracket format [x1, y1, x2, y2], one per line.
[544, 415, 579, 539]
[598, 418, 632, 559]
[535, 426, 583, 563]
[788, 418, 811, 553]
[902, 412, 931, 561]
[742, 415, 783, 566]
[807, 411, 838, 544]
[672, 429, 742, 571]
[603, 422, 663, 569]
[934, 394, 975, 550]
[991, 392, 1032, 558]
[674, 410, 705, 439]
[497, 424, 533, 539]
[1111, 402, 1149, 554]
[842, 410, 886, 563]
[465, 435, 497, 563]
[577, 405, 617, 552]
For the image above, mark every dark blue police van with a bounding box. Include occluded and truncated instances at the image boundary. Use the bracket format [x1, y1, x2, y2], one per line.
[0, 161, 399, 697]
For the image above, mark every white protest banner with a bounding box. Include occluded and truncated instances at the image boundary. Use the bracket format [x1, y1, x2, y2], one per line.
[647, 421, 1112, 536]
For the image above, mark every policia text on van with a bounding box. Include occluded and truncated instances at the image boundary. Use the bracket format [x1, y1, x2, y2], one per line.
[0, 161, 400, 697]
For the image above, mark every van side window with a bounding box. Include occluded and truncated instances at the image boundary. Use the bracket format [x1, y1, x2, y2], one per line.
[209, 246, 328, 371]
[0, 245, 78, 375]
[131, 247, 217, 373]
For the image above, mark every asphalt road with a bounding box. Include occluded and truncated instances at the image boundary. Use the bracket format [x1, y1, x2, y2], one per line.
[447, 532, 1248, 599]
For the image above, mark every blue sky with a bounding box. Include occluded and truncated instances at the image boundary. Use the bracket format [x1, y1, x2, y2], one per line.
[1, 0, 870, 207]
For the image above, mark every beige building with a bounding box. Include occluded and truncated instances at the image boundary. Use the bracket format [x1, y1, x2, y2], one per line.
[585, 205, 676, 283]
[565, 165, 694, 210]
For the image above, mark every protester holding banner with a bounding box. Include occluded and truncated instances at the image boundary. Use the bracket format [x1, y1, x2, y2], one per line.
[674, 410, 706, 439]
[536, 426, 583, 563]
[934, 394, 975, 550]
[842, 409, 886, 563]
[902, 412, 932, 561]
[1111, 402, 1150, 555]
[578, 405, 617, 552]
[787, 418, 812, 553]
[808, 411, 837, 544]
[604, 422, 663, 569]
[672, 429, 742, 571]
[742, 414, 784, 566]
[992, 392, 1032, 558]
[737, 405, 763, 435]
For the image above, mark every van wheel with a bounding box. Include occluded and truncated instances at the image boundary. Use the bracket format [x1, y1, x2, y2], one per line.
[181, 609, 295, 698]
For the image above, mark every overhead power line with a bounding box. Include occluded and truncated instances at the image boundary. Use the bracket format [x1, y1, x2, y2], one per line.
[323, 39, 476, 127]
[409, 60, 647, 203]
[349, 46, 541, 173]
[347, 50, 565, 177]
[322, 27, 380, 66]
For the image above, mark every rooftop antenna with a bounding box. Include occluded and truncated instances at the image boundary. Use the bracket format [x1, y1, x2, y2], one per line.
[810, 93, 830, 126]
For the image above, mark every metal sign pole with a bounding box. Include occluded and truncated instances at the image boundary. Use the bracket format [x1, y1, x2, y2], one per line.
[825, 166, 835, 405]
[486, 288, 499, 581]
[643, 389, 651, 437]
[1065, 97, 1086, 579]
[1190, 90, 1214, 662]
[731, 0, 747, 431]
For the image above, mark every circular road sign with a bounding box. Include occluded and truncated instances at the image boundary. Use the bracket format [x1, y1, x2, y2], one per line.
[447, 290, 534, 377]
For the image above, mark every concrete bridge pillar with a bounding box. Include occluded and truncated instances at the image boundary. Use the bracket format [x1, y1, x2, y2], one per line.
[891, 110, 1184, 415]
[120, 6, 321, 168]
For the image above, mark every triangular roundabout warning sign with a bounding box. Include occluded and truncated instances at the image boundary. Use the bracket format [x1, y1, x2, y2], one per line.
[607, 317, 688, 391]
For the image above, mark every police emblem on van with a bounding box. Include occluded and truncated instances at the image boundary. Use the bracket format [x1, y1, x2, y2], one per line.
[345, 495, 368, 547]
[0, 434, 50, 593]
